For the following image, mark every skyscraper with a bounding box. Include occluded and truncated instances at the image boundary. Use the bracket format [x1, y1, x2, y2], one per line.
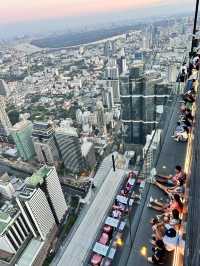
[102, 87, 114, 110]
[120, 63, 169, 146]
[0, 96, 12, 141]
[55, 127, 86, 174]
[32, 122, 60, 166]
[96, 101, 106, 134]
[0, 79, 10, 96]
[11, 120, 35, 161]
[104, 41, 114, 57]
[106, 79, 120, 103]
[105, 66, 119, 80]
[16, 187, 56, 241]
[24, 166, 68, 224]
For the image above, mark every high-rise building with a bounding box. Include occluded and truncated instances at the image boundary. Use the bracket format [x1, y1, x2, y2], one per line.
[0, 96, 12, 141]
[106, 79, 120, 103]
[0, 203, 32, 254]
[32, 122, 60, 165]
[120, 63, 170, 146]
[0, 79, 10, 96]
[23, 166, 68, 225]
[105, 66, 119, 80]
[55, 127, 86, 174]
[102, 87, 114, 110]
[11, 120, 35, 161]
[96, 101, 106, 134]
[104, 41, 114, 57]
[0, 173, 15, 199]
[16, 187, 56, 241]
[117, 56, 127, 75]
[168, 63, 178, 83]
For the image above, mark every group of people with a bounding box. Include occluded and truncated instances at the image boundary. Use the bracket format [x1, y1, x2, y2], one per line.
[147, 165, 186, 264]
[146, 53, 198, 263]
[172, 60, 196, 142]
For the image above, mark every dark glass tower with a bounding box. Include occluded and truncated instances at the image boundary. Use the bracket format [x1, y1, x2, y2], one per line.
[120, 63, 170, 146]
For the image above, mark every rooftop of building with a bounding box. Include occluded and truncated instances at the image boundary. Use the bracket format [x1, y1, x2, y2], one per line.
[57, 153, 126, 266]
[25, 166, 52, 188]
[55, 126, 78, 137]
[16, 238, 44, 266]
[11, 120, 32, 132]
[0, 172, 10, 184]
[0, 200, 19, 235]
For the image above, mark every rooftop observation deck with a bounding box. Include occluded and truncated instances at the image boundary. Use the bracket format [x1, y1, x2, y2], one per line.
[55, 58, 198, 266]
[117, 96, 187, 266]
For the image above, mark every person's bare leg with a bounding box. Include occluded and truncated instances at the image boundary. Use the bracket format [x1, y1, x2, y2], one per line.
[153, 200, 164, 207]
[154, 181, 168, 194]
[148, 204, 164, 211]
[156, 177, 169, 184]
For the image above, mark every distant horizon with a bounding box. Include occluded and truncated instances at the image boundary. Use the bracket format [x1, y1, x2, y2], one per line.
[0, 0, 194, 41]
[0, 0, 193, 25]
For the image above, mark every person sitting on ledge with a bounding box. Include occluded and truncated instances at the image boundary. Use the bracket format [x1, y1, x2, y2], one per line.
[154, 179, 185, 196]
[172, 122, 188, 142]
[147, 194, 183, 214]
[147, 240, 166, 264]
[154, 165, 185, 187]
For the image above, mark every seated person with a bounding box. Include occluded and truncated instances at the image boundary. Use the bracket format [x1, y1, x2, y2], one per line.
[170, 209, 181, 227]
[155, 165, 185, 186]
[121, 187, 129, 196]
[154, 179, 185, 196]
[172, 122, 188, 142]
[163, 228, 179, 252]
[147, 240, 166, 264]
[151, 216, 171, 241]
[183, 92, 195, 109]
[147, 194, 183, 214]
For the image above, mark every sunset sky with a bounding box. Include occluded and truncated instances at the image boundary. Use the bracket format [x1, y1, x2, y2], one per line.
[0, 0, 193, 24]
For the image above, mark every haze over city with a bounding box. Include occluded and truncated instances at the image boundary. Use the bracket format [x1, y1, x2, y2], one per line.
[0, 0, 194, 40]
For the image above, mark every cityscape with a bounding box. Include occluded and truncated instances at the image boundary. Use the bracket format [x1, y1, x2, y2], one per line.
[0, 1, 199, 266]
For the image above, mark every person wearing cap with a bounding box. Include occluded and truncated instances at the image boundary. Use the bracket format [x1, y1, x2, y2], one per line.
[163, 228, 179, 252]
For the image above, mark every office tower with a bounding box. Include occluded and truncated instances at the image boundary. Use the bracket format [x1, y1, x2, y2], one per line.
[107, 57, 117, 67]
[102, 87, 114, 110]
[120, 63, 169, 146]
[32, 122, 60, 165]
[55, 127, 86, 174]
[0, 96, 12, 141]
[104, 41, 114, 57]
[0, 203, 32, 254]
[106, 79, 120, 103]
[0, 173, 15, 199]
[168, 64, 178, 83]
[0, 79, 10, 96]
[96, 101, 106, 134]
[134, 51, 144, 61]
[117, 56, 127, 75]
[16, 186, 56, 241]
[11, 120, 35, 161]
[76, 109, 83, 124]
[142, 129, 161, 178]
[142, 36, 150, 50]
[22, 166, 67, 225]
[105, 66, 119, 80]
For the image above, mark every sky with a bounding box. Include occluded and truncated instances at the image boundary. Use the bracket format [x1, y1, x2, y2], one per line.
[0, 0, 194, 40]
[0, 0, 193, 24]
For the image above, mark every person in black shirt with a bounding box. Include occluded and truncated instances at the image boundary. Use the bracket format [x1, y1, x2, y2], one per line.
[148, 240, 166, 264]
